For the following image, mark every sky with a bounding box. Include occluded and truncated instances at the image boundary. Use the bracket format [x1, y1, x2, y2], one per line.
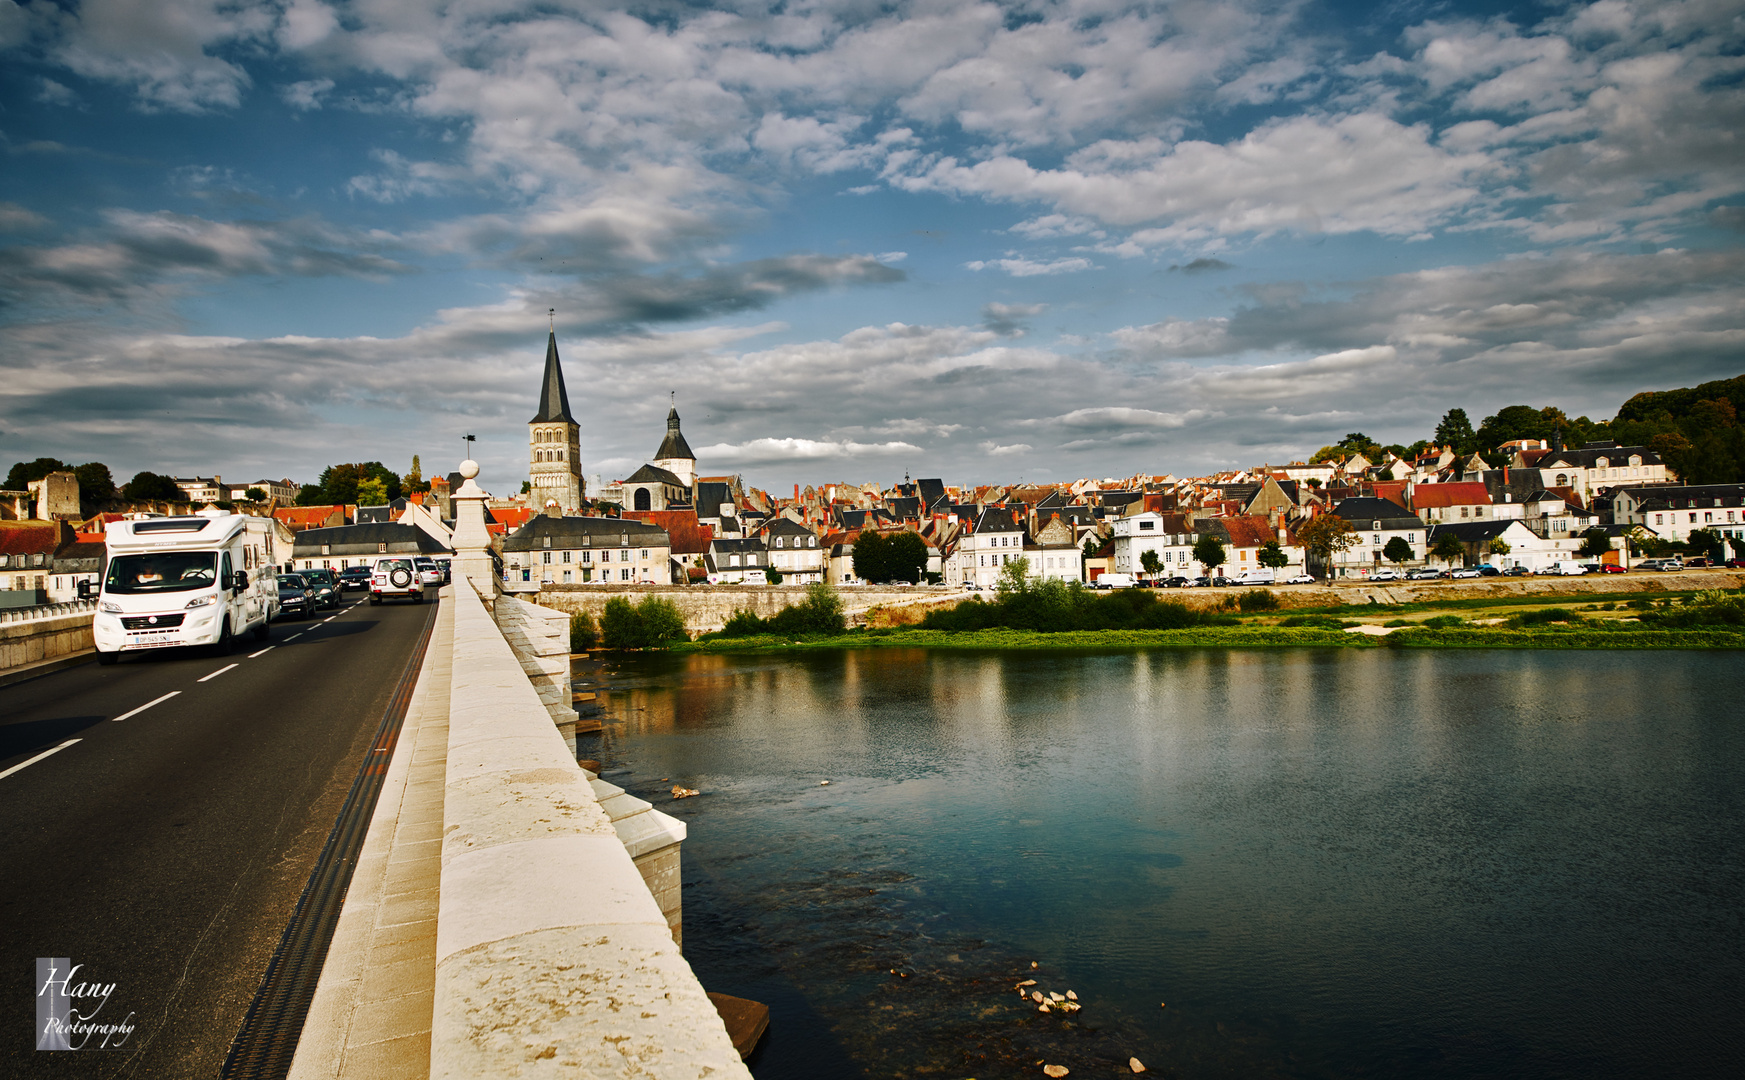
[1, 0, 1742, 496]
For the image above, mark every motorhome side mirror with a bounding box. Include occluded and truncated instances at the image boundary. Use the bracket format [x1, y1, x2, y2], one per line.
[78, 580, 95, 600]
[233, 571, 249, 591]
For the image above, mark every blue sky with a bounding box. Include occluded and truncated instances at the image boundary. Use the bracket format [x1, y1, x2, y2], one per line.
[2, 0, 1742, 494]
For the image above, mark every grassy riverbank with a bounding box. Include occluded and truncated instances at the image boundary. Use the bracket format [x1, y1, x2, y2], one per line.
[673, 586, 1745, 653]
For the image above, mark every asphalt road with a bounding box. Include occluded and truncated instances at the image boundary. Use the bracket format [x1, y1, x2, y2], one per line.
[0, 590, 437, 1079]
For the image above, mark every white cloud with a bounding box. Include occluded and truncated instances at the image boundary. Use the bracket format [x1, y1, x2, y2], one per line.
[281, 78, 334, 111]
[695, 438, 923, 465]
[966, 256, 1094, 276]
[979, 441, 1032, 456]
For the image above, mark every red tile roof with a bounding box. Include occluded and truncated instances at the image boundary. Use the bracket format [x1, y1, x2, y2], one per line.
[275, 505, 345, 529]
[0, 521, 59, 557]
[491, 506, 536, 531]
[622, 509, 714, 554]
[1411, 482, 1491, 509]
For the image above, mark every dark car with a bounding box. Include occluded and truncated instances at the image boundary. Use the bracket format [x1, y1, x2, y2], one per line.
[1159, 576, 1189, 588]
[1476, 565, 1501, 576]
[300, 567, 341, 608]
[1502, 566, 1533, 577]
[277, 574, 315, 618]
[1210, 575, 1232, 587]
[339, 565, 373, 590]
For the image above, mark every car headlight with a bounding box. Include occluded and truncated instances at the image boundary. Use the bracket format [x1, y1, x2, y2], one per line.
[100, 600, 122, 614]
[185, 594, 217, 609]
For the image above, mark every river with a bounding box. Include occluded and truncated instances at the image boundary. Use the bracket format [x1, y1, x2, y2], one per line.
[586, 648, 1744, 1079]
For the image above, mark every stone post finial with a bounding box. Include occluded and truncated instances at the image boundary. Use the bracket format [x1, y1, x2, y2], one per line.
[451, 458, 497, 594]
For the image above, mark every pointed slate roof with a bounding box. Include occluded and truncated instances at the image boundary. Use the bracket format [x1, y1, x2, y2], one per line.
[530, 331, 576, 424]
[654, 405, 695, 461]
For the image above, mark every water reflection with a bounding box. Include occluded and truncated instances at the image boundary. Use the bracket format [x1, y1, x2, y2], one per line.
[591, 648, 1745, 1079]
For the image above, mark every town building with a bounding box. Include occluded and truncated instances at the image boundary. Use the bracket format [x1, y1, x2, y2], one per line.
[1611, 483, 1745, 544]
[502, 516, 672, 585]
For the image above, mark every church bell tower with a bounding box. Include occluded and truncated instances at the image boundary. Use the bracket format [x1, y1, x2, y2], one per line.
[528, 320, 583, 514]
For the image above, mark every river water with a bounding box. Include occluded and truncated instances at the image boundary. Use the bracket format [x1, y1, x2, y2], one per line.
[587, 648, 1744, 1079]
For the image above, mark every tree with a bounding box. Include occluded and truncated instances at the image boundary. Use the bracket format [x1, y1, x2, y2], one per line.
[1383, 536, 1414, 565]
[317, 461, 402, 506]
[356, 477, 390, 506]
[765, 566, 783, 584]
[244, 487, 267, 503]
[1435, 408, 1476, 452]
[1192, 534, 1227, 578]
[599, 595, 688, 648]
[1488, 538, 1511, 556]
[995, 557, 1031, 596]
[1297, 514, 1358, 578]
[5, 457, 69, 490]
[887, 531, 928, 584]
[1685, 528, 1725, 563]
[295, 483, 325, 506]
[72, 462, 115, 503]
[851, 530, 887, 583]
[1576, 528, 1614, 560]
[1305, 477, 1322, 489]
[123, 471, 183, 501]
[1081, 534, 1103, 563]
[1431, 530, 1467, 565]
[406, 454, 426, 494]
[1257, 540, 1289, 570]
[1139, 550, 1164, 579]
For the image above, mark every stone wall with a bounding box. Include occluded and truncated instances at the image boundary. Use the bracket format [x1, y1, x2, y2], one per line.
[435, 580, 746, 1079]
[491, 594, 580, 752]
[532, 583, 960, 633]
[0, 605, 94, 674]
[1124, 569, 1745, 612]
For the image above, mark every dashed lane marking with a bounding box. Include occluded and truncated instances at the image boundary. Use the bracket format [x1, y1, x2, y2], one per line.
[0, 739, 81, 781]
[198, 663, 239, 683]
[285, 633, 303, 642]
[112, 690, 181, 723]
[248, 646, 275, 659]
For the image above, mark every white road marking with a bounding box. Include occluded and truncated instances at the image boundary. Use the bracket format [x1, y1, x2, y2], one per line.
[247, 646, 275, 659]
[112, 691, 181, 723]
[198, 663, 239, 683]
[0, 739, 81, 781]
[323, 616, 336, 623]
[285, 633, 303, 642]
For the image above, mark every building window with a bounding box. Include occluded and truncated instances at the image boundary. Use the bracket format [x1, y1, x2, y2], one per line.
[562, 570, 572, 583]
[543, 551, 552, 564]
[641, 549, 649, 561]
[322, 544, 330, 555]
[562, 550, 571, 562]
[543, 536, 551, 548]
[620, 568, 631, 581]
[581, 551, 591, 563]
[378, 542, 387, 553]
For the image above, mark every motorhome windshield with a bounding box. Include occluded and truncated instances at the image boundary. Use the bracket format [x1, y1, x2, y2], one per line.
[105, 552, 218, 594]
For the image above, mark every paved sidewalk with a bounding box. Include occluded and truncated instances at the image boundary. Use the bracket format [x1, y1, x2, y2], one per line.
[288, 589, 454, 1080]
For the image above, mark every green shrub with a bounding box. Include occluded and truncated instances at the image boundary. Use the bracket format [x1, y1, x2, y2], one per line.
[720, 608, 766, 637]
[1510, 607, 1582, 627]
[1280, 614, 1346, 629]
[1237, 589, 1279, 612]
[569, 611, 598, 652]
[920, 580, 1235, 632]
[600, 595, 689, 648]
[1384, 618, 1412, 627]
[1422, 615, 1464, 628]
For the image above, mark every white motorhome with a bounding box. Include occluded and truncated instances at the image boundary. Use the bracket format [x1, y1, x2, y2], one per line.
[85, 511, 279, 663]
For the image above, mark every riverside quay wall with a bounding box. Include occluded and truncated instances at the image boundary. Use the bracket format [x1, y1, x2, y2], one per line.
[528, 584, 960, 634]
[1142, 568, 1745, 612]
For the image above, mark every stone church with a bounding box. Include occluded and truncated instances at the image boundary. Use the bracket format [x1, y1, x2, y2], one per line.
[527, 330, 584, 513]
[621, 405, 697, 512]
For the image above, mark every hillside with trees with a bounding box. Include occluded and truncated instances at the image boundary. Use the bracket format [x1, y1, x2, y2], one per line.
[1311, 373, 1744, 484]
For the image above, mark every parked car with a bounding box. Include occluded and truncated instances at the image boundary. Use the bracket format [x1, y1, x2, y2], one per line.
[1187, 576, 1211, 588]
[960, 581, 979, 591]
[1598, 563, 1627, 573]
[1405, 567, 1445, 580]
[277, 573, 315, 619]
[1284, 573, 1316, 585]
[339, 565, 373, 590]
[1502, 566, 1533, 576]
[1097, 573, 1136, 590]
[1210, 575, 1233, 587]
[1545, 562, 1589, 576]
[1450, 567, 1481, 579]
[1728, 558, 1745, 569]
[300, 567, 341, 609]
[1370, 569, 1400, 582]
[1159, 575, 1190, 588]
[1684, 556, 1712, 568]
[1476, 564, 1501, 577]
[1637, 558, 1682, 572]
[370, 557, 426, 604]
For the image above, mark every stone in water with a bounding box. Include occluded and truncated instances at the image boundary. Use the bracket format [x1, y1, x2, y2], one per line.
[1065, 990, 1077, 1000]
[1043, 1066, 1070, 1078]
[1129, 1058, 1145, 1073]
[671, 785, 700, 799]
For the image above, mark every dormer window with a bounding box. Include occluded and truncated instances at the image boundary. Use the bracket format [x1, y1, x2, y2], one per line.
[1372, 520, 1381, 530]
[542, 537, 551, 548]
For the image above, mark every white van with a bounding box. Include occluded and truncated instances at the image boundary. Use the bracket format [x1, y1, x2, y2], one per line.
[1545, 561, 1589, 576]
[85, 511, 279, 663]
[1235, 568, 1277, 585]
[1097, 573, 1136, 589]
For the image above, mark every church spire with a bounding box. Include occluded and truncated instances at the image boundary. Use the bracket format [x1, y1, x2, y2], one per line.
[530, 326, 576, 424]
[655, 395, 695, 462]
